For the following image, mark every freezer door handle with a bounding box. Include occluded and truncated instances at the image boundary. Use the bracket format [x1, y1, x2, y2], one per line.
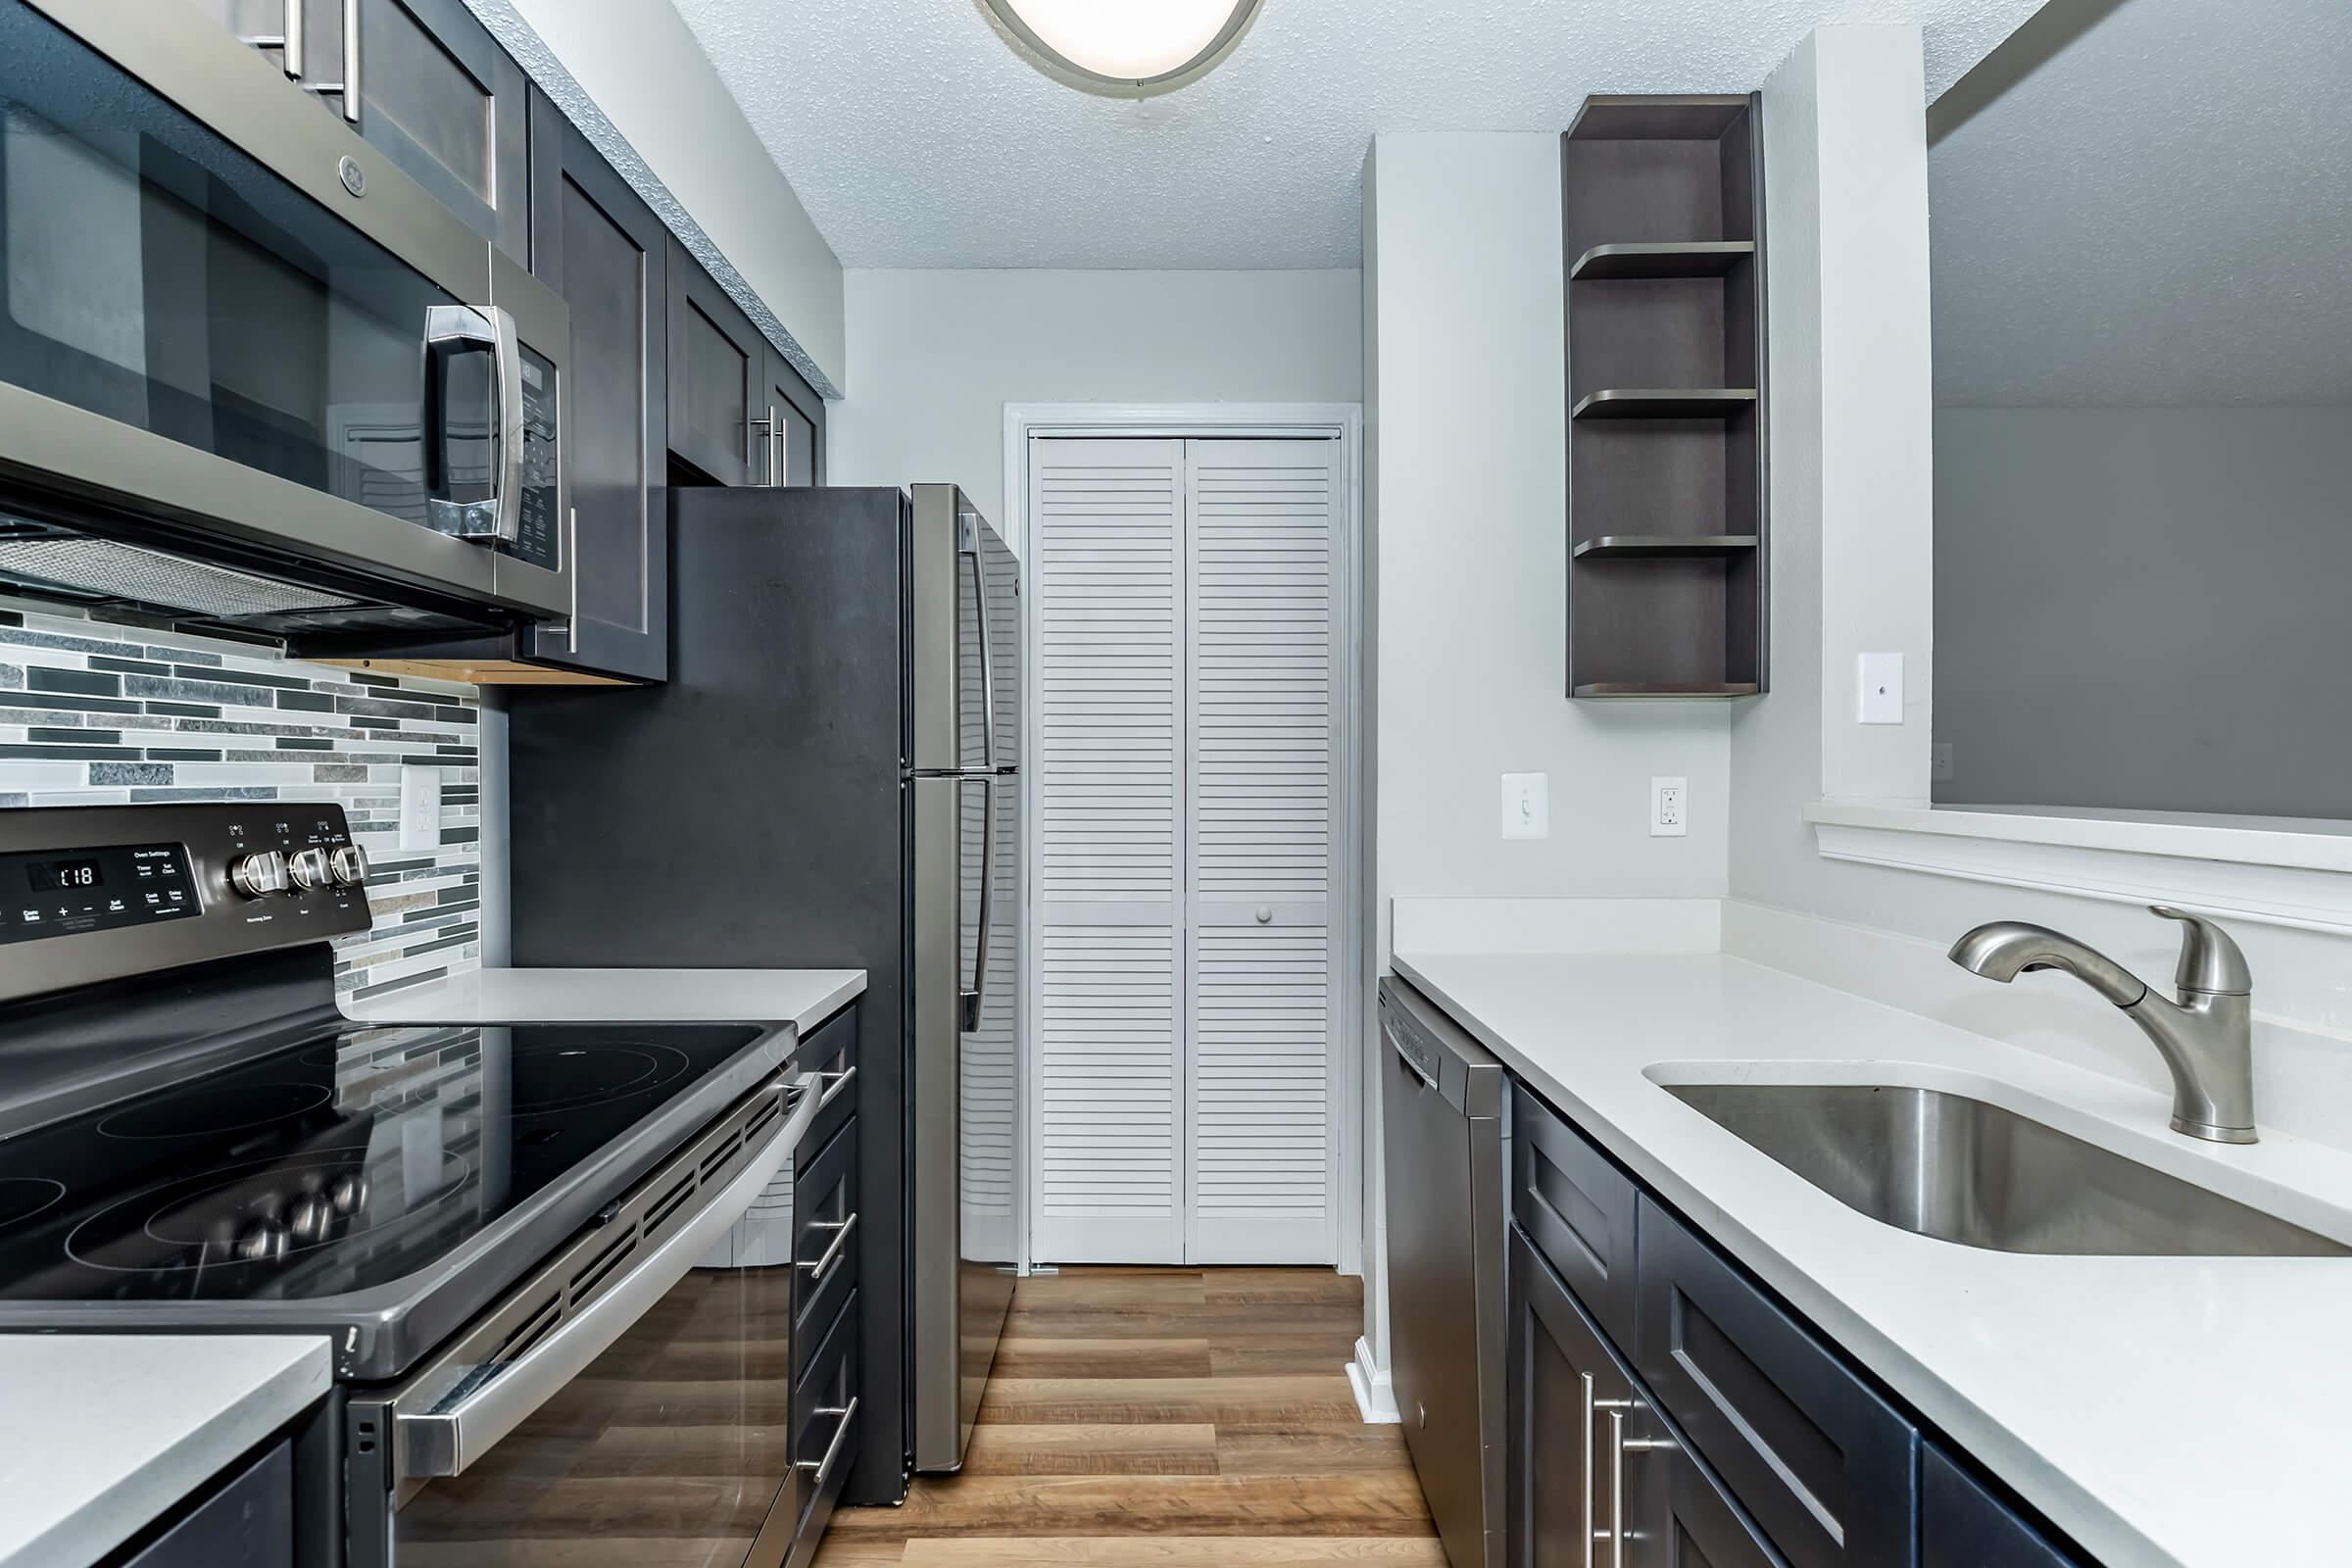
[963, 543, 1000, 771]
[960, 774, 996, 1032]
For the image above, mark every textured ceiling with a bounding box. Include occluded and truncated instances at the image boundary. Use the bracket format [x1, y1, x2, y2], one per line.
[670, 0, 2047, 270]
[1932, 0, 2352, 406]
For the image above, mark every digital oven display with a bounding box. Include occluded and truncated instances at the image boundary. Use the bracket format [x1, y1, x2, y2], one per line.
[26, 858, 103, 893]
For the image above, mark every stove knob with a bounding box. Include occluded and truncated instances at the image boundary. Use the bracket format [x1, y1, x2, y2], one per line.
[328, 1174, 368, 1216]
[228, 850, 291, 899]
[288, 848, 332, 892]
[287, 1193, 334, 1245]
[329, 845, 369, 888]
[233, 1218, 289, 1263]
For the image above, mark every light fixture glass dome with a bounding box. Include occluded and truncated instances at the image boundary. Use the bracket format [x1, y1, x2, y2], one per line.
[983, 0, 1261, 89]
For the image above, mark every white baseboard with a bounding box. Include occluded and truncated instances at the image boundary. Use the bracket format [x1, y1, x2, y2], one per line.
[1348, 1335, 1399, 1424]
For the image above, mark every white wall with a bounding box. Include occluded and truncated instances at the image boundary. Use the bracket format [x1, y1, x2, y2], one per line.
[1368, 132, 1733, 956]
[825, 270, 1362, 551]
[1731, 24, 2352, 1143]
[468, 0, 845, 393]
[1935, 406, 2352, 818]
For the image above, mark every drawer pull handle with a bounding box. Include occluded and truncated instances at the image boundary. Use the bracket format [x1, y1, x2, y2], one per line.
[798, 1212, 859, 1282]
[797, 1396, 860, 1487]
[1596, 1402, 1676, 1567]
[814, 1064, 858, 1110]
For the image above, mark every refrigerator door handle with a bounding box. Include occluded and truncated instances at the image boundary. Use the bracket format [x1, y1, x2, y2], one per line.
[959, 774, 996, 1032]
[963, 543, 1000, 771]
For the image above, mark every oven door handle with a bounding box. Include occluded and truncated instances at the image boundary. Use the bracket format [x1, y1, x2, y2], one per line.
[393, 1073, 819, 1480]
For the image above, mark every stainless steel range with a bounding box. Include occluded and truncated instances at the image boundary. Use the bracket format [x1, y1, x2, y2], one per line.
[0, 802, 846, 1568]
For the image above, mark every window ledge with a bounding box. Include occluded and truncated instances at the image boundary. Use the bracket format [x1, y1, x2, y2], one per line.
[1803, 800, 2352, 936]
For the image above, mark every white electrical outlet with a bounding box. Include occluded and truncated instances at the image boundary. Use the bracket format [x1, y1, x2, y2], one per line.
[1650, 776, 1689, 838]
[1931, 742, 1955, 783]
[399, 765, 442, 852]
[1500, 772, 1549, 840]
[1858, 653, 1905, 724]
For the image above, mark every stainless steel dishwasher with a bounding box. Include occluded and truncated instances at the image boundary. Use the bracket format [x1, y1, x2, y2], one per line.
[1381, 974, 1507, 1568]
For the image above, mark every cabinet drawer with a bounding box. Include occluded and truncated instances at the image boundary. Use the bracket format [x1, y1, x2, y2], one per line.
[793, 1118, 859, 1373]
[1923, 1446, 2079, 1568]
[1635, 1196, 1916, 1568]
[792, 1292, 861, 1551]
[125, 1438, 293, 1568]
[797, 1007, 859, 1167]
[1513, 1084, 1640, 1347]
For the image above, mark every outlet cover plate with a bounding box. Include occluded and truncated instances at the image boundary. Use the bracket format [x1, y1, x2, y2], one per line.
[1859, 653, 1905, 724]
[1651, 775, 1689, 838]
[1501, 772, 1549, 840]
[399, 765, 442, 852]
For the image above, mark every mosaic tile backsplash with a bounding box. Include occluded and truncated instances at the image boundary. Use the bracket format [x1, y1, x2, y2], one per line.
[0, 598, 486, 1000]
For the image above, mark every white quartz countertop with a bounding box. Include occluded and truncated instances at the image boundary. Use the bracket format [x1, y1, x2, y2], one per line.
[344, 967, 865, 1035]
[1391, 948, 2352, 1568]
[0, 1335, 329, 1568]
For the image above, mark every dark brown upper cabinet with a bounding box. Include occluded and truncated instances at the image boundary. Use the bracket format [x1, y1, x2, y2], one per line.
[664, 243, 764, 486]
[1563, 94, 1768, 700]
[524, 87, 669, 683]
[192, 0, 529, 263]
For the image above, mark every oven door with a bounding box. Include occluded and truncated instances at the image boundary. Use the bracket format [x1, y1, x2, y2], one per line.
[347, 1073, 816, 1568]
[0, 1, 568, 627]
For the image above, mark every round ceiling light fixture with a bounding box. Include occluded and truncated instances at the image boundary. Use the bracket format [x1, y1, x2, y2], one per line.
[981, 0, 1263, 93]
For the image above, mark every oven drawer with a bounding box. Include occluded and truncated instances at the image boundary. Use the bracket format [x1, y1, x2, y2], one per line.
[798, 1007, 859, 1167]
[789, 1291, 861, 1568]
[793, 1117, 859, 1374]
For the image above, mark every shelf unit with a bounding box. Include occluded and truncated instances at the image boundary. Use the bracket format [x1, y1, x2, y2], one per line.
[1563, 94, 1768, 699]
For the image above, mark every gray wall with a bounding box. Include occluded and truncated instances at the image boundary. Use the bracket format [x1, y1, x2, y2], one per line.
[1934, 406, 2352, 818]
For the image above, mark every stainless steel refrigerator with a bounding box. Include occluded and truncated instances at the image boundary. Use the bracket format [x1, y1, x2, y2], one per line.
[506, 482, 1021, 1497]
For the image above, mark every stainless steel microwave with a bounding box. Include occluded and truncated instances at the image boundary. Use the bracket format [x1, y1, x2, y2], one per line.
[0, 0, 570, 639]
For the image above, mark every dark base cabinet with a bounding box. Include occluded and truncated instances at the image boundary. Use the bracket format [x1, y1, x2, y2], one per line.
[1504, 1083, 2088, 1568]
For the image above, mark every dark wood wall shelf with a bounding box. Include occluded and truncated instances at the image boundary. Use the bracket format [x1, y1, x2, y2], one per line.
[1571, 240, 1755, 280]
[1574, 534, 1758, 560]
[1563, 94, 1769, 700]
[1571, 388, 1757, 420]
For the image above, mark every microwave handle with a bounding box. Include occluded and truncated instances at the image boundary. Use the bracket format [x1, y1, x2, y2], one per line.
[393, 1075, 819, 1479]
[421, 304, 525, 546]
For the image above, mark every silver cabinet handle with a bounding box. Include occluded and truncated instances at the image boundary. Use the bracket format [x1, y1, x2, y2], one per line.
[304, 0, 362, 123]
[241, 0, 305, 78]
[813, 1063, 857, 1109]
[1579, 1372, 1595, 1568]
[797, 1396, 860, 1486]
[750, 405, 785, 486]
[797, 1211, 858, 1283]
[1599, 1402, 1676, 1568]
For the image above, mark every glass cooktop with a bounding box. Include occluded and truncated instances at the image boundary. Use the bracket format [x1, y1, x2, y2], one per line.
[0, 1020, 764, 1303]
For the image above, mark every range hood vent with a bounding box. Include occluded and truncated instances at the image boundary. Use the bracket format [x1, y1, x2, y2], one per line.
[0, 536, 365, 620]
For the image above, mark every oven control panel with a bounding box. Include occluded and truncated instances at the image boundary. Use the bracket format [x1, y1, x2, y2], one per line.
[0, 841, 197, 947]
[0, 804, 373, 999]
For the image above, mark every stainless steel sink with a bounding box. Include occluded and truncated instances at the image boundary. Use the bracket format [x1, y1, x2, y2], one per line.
[1666, 1083, 2351, 1257]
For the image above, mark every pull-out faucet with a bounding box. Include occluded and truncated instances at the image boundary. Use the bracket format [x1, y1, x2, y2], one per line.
[1948, 906, 2256, 1145]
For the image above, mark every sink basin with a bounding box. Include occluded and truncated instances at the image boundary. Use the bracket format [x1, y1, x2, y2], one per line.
[1665, 1083, 2351, 1257]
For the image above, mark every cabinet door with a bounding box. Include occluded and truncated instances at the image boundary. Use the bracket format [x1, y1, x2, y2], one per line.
[1626, 1440, 1784, 1568]
[188, 0, 528, 261]
[665, 245, 763, 486]
[757, 346, 826, 488]
[1922, 1446, 2078, 1568]
[1636, 1197, 1917, 1568]
[525, 89, 668, 682]
[1510, 1225, 1634, 1568]
[126, 1439, 294, 1568]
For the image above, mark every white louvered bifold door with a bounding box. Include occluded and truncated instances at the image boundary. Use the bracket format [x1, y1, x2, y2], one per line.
[1029, 435, 1342, 1267]
[1030, 439, 1187, 1263]
[1183, 439, 1340, 1264]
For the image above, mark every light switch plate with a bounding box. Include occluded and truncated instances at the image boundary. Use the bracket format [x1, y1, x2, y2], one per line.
[1651, 776, 1689, 837]
[1500, 772, 1549, 840]
[399, 765, 442, 852]
[1858, 653, 1905, 724]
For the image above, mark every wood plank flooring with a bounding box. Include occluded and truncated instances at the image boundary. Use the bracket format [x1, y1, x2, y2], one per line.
[813, 1267, 1442, 1567]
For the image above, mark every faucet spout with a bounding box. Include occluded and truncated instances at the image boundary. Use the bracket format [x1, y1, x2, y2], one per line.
[1947, 908, 2258, 1145]
[1946, 921, 2147, 1007]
